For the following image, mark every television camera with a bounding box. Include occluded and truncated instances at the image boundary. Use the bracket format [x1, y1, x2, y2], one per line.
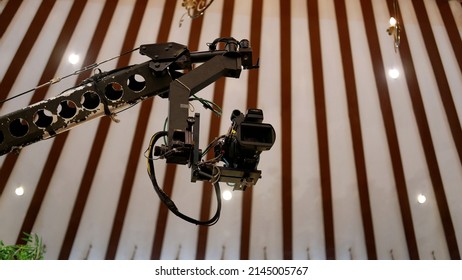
[0, 38, 276, 225]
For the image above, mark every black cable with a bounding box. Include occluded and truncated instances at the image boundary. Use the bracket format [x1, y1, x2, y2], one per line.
[146, 131, 221, 226]
[0, 47, 140, 105]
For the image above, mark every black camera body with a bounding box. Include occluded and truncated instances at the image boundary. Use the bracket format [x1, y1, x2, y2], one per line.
[186, 108, 275, 190]
[218, 109, 275, 171]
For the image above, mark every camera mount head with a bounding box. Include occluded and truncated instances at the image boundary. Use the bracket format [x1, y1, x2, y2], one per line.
[146, 38, 274, 192]
[189, 109, 275, 191]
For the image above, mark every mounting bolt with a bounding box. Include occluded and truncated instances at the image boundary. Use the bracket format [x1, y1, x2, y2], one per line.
[240, 39, 250, 48]
[187, 117, 195, 126]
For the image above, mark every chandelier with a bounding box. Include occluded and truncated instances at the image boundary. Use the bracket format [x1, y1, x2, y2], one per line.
[180, 0, 215, 26]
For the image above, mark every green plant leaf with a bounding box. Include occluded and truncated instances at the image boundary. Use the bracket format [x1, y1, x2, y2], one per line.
[0, 232, 46, 260]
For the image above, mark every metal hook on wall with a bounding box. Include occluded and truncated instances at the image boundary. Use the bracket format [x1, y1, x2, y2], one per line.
[83, 244, 92, 260]
[175, 244, 182, 260]
[221, 245, 226, 260]
[131, 245, 138, 260]
[389, 249, 395, 260]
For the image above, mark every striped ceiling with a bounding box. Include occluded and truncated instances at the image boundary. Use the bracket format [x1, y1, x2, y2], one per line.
[0, 0, 461, 260]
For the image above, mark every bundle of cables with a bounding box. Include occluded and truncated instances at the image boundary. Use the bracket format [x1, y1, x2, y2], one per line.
[145, 86, 230, 225]
[145, 131, 222, 226]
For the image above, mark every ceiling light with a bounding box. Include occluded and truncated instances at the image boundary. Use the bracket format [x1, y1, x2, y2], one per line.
[389, 17, 397, 26]
[15, 186, 25, 196]
[222, 190, 232, 201]
[417, 194, 427, 204]
[388, 68, 400, 79]
[68, 53, 80, 65]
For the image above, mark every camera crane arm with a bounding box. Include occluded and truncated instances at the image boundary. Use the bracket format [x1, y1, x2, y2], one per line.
[0, 38, 256, 156]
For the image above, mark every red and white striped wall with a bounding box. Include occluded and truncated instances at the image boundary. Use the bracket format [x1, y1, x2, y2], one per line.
[0, 0, 461, 260]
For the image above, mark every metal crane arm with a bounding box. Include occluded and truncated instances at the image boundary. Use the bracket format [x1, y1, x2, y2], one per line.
[0, 38, 257, 156]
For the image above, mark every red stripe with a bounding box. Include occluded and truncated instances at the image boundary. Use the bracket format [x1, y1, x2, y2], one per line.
[58, 0, 120, 259]
[412, 1, 462, 168]
[280, 0, 293, 260]
[0, 0, 23, 38]
[334, 0, 377, 259]
[103, 0, 150, 260]
[195, 0, 235, 260]
[152, 5, 205, 260]
[240, 0, 263, 260]
[154, 13, 206, 260]
[0, 0, 87, 197]
[436, 0, 462, 74]
[9, 0, 87, 243]
[307, 0, 335, 260]
[0, 0, 56, 108]
[411, 0, 460, 260]
[148, 0, 182, 260]
[151, 164, 177, 259]
[360, 0, 419, 259]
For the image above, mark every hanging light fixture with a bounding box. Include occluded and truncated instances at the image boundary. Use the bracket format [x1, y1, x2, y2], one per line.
[386, 0, 401, 52]
[179, 0, 215, 27]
